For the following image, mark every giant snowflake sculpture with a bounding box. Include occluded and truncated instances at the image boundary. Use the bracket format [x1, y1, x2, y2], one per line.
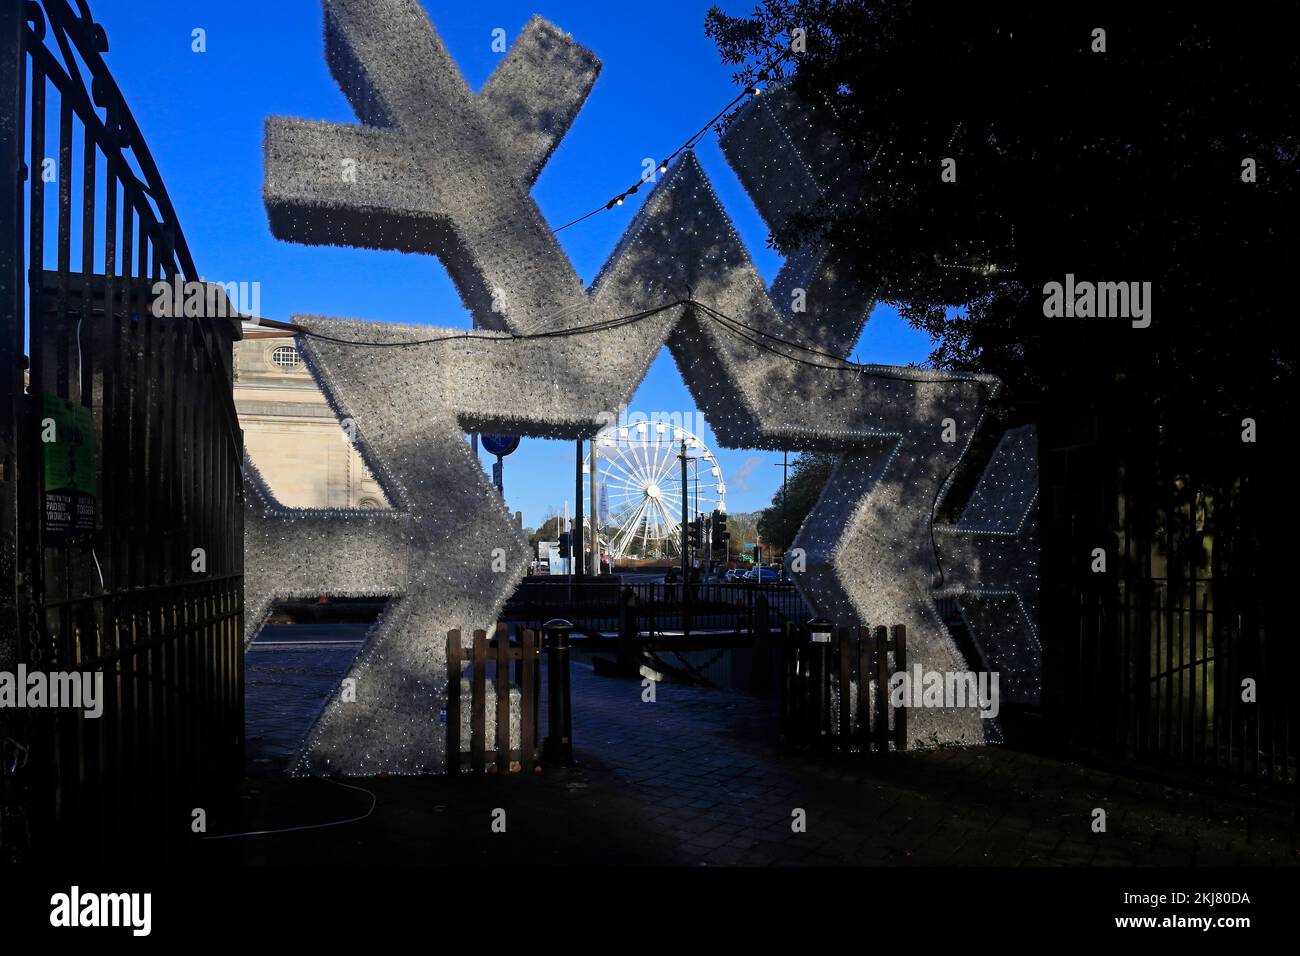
[250, 0, 1039, 775]
[933, 425, 1041, 706]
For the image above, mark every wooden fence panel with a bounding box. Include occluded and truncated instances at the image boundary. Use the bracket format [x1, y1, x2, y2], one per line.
[892, 625, 908, 752]
[447, 625, 541, 775]
[471, 629, 487, 772]
[873, 625, 891, 752]
[780, 621, 908, 757]
[494, 622, 510, 771]
[446, 630, 462, 773]
[521, 628, 536, 773]
[836, 625, 852, 749]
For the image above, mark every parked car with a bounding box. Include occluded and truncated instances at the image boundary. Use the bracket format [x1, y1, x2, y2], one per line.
[749, 566, 782, 583]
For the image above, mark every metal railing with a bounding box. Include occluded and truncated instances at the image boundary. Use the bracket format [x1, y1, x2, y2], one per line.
[1, 0, 245, 860]
[505, 578, 810, 636]
[1042, 391, 1288, 787]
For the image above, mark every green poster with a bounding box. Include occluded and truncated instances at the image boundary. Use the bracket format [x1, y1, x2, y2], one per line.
[42, 394, 97, 541]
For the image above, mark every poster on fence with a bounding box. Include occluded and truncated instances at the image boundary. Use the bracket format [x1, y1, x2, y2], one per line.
[41, 394, 97, 543]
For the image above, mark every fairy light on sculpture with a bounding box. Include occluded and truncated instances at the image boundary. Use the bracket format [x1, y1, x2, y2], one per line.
[253, 0, 1040, 775]
[556, 85, 766, 231]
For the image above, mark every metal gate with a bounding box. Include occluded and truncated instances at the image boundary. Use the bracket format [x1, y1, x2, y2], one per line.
[1040, 386, 1288, 787]
[1, 0, 245, 860]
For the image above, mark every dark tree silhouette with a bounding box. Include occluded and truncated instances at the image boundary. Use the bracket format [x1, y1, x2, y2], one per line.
[706, 2, 1297, 465]
[756, 452, 837, 552]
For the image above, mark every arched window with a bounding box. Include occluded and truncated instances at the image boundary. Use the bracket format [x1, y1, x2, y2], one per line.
[270, 345, 300, 369]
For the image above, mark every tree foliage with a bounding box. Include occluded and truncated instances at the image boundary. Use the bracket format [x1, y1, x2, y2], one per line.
[706, 2, 1297, 461]
[756, 452, 837, 552]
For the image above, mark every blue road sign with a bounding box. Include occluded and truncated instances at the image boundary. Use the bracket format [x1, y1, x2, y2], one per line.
[480, 434, 520, 457]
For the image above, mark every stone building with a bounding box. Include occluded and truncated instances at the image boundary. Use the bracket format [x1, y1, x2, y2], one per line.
[234, 324, 388, 509]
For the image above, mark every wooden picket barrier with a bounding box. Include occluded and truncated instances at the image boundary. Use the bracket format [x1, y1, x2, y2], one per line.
[446, 624, 541, 773]
[781, 622, 907, 754]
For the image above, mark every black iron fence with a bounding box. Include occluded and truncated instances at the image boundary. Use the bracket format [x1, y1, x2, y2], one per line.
[1, 0, 245, 860]
[1066, 575, 1287, 783]
[506, 577, 810, 636]
[1041, 383, 1287, 787]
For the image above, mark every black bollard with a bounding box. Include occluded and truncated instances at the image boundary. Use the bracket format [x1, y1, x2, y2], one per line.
[543, 618, 574, 766]
[807, 618, 834, 740]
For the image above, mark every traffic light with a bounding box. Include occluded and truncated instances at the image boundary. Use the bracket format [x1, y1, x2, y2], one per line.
[558, 531, 571, 558]
[688, 517, 703, 550]
[711, 510, 729, 556]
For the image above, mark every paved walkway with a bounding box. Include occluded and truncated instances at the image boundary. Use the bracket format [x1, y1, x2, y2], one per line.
[221, 638, 1300, 866]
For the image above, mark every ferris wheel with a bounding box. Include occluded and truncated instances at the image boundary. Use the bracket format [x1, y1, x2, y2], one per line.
[584, 420, 725, 560]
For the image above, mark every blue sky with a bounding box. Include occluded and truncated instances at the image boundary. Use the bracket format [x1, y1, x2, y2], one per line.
[90, 0, 933, 527]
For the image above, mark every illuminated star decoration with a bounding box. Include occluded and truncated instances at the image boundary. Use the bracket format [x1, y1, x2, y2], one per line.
[254, 0, 1038, 773]
[254, 1, 604, 775]
[718, 87, 1041, 744]
[263, 1, 600, 335]
[933, 425, 1041, 706]
[242, 454, 408, 646]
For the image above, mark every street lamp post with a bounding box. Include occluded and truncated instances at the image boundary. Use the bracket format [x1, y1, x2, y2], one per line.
[589, 437, 600, 576]
[574, 438, 584, 580]
[775, 450, 789, 576]
[679, 444, 690, 637]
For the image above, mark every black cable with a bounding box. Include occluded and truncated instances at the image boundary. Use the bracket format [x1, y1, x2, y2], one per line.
[201, 774, 377, 841]
[694, 300, 993, 387]
[696, 301, 969, 384]
[291, 295, 992, 397]
[551, 87, 760, 234]
[295, 300, 686, 348]
[692, 299, 866, 367]
[548, 206, 606, 233]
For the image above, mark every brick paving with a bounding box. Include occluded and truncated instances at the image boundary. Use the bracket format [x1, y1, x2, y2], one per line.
[243, 624, 367, 774]
[220, 637, 1300, 866]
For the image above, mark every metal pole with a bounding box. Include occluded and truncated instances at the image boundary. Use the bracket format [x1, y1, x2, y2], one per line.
[589, 437, 599, 576]
[574, 439, 584, 580]
[778, 450, 789, 575]
[469, 312, 478, 460]
[679, 445, 689, 637]
[693, 457, 701, 575]
[0, 0, 25, 859]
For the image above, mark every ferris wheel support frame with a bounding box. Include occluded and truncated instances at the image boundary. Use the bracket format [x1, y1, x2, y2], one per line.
[585, 420, 724, 562]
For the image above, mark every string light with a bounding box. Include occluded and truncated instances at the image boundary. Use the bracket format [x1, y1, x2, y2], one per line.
[551, 85, 764, 233]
